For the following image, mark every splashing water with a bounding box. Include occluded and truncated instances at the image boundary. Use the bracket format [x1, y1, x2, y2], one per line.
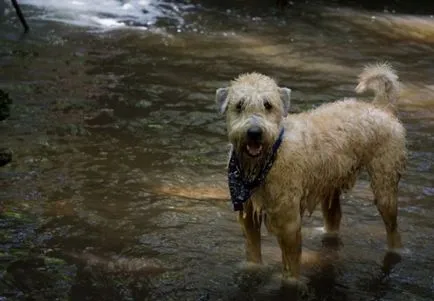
[17, 0, 191, 30]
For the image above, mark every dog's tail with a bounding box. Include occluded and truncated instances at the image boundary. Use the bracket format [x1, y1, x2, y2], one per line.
[355, 62, 400, 108]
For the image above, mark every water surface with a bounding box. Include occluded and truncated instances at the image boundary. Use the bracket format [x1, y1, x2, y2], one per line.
[1, 1, 433, 300]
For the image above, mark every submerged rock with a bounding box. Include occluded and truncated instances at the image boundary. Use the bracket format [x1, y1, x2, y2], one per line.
[0, 89, 12, 121]
[54, 123, 89, 136]
[84, 108, 116, 127]
[2, 256, 76, 300]
[0, 148, 12, 167]
[0, 90, 12, 167]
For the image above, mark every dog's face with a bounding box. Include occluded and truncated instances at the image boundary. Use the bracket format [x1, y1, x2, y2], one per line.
[216, 73, 291, 159]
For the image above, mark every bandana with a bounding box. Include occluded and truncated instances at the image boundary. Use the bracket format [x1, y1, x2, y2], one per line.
[228, 128, 285, 211]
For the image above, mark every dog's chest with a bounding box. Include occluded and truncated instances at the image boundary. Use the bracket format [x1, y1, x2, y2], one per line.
[249, 181, 279, 212]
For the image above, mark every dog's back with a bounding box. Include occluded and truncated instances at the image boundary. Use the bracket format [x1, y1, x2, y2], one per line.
[282, 63, 406, 215]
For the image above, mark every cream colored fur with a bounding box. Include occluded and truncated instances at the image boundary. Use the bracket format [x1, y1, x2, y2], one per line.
[215, 63, 407, 283]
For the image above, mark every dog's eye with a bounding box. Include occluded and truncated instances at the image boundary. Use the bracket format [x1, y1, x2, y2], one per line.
[264, 100, 272, 110]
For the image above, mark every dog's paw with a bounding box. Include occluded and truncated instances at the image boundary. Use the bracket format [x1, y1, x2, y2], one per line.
[281, 275, 307, 286]
[387, 246, 411, 255]
[321, 234, 343, 250]
[312, 226, 326, 234]
[236, 261, 264, 272]
[280, 275, 310, 297]
[382, 249, 409, 274]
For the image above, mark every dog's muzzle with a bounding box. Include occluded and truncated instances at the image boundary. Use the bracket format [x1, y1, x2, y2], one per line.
[246, 126, 263, 157]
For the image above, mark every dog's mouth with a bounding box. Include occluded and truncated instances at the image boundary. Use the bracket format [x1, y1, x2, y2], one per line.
[246, 142, 263, 157]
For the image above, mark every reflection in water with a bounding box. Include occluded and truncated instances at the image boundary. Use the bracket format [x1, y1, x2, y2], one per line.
[323, 7, 434, 44]
[0, 0, 434, 300]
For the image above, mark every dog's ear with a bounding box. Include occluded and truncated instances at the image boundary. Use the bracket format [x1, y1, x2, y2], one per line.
[279, 87, 291, 117]
[215, 87, 229, 114]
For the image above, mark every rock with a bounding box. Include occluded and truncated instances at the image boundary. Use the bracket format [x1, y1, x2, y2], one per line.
[0, 89, 12, 121]
[53, 123, 89, 136]
[0, 90, 12, 167]
[0, 148, 12, 167]
[84, 108, 116, 126]
[135, 99, 152, 109]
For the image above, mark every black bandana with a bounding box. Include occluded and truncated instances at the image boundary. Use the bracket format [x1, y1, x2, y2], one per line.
[228, 128, 285, 211]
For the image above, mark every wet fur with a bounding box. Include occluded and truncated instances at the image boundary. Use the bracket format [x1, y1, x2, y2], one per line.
[216, 63, 407, 282]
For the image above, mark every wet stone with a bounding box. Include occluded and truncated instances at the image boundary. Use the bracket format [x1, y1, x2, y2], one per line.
[0, 89, 12, 121]
[135, 99, 152, 109]
[53, 123, 89, 136]
[84, 108, 116, 126]
[2, 256, 76, 300]
[51, 98, 97, 113]
[0, 148, 12, 167]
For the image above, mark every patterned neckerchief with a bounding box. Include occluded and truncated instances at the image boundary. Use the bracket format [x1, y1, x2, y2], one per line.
[227, 128, 285, 211]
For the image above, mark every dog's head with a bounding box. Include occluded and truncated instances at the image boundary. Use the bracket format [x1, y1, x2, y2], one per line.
[215, 73, 291, 159]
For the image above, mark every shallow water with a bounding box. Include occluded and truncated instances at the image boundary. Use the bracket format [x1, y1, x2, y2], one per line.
[0, 1, 433, 300]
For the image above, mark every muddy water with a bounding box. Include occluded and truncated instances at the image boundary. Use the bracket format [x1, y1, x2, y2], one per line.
[1, 1, 433, 300]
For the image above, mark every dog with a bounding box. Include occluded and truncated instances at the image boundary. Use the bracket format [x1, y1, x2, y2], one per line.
[215, 63, 407, 283]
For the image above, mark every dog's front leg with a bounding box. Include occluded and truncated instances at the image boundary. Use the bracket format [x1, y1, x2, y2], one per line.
[277, 220, 301, 280]
[238, 200, 262, 263]
[268, 205, 302, 280]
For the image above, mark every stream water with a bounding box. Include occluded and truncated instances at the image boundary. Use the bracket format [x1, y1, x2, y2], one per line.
[0, 0, 433, 300]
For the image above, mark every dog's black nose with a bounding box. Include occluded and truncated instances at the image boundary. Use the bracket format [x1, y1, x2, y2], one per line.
[247, 126, 263, 141]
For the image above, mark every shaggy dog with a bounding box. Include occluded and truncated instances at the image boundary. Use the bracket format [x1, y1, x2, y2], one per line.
[215, 63, 406, 283]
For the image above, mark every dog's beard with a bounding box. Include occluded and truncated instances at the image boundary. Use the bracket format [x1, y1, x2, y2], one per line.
[229, 125, 278, 179]
[234, 141, 271, 181]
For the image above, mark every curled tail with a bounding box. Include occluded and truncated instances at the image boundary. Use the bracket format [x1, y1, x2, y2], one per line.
[355, 63, 400, 107]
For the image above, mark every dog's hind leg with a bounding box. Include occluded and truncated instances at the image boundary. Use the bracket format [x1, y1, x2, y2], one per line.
[368, 160, 403, 250]
[238, 200, 262, 263]
[321, 189, 342, 234]
[373, 181, 402, 250]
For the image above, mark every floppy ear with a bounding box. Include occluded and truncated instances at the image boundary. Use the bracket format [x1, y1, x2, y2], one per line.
[215, 87, 229, 114]
[279, 87, 291, 117]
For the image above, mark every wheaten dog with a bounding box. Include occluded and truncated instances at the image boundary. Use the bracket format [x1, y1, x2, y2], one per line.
[215, 63, 406, 283]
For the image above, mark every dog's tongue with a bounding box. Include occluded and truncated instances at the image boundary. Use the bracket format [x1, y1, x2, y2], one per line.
[246, 143, 263, 156]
